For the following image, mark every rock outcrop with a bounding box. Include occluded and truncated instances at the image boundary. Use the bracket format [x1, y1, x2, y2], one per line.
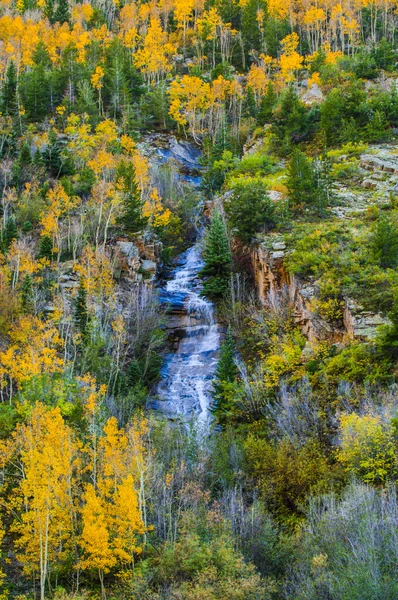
[251, 240, 387, 343]
[113, 237, 162, 283]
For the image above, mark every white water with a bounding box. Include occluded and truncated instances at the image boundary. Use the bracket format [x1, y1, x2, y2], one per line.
[151, 243, 220, 426]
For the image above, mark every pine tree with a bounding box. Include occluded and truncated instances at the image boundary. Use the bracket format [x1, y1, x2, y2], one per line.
[116, 161, 148, 235]
[42, 130, 74, 177]
[74, 279, 88, 336]
[365, 110, 390, 142]
[201, 209, 232, 299]
[377, 292, 398, 360]
[2, 218, 17, 252]
[32, 40, 52, 68]
[54, 0, 70, 24]
[226, 180, 275, 243]
[211, 325, 238, 423]
[1, 60, 18, 116]
[38, 235, 54, 261]
[44, 0, 55, 22]
[21, 64, 50, 122]
[21, 274, 33, 313]
[272, 85, 308, 155]
[287, 150, 329, 216]
[371, 214, 398, 269]
[258, 82, 277, 126]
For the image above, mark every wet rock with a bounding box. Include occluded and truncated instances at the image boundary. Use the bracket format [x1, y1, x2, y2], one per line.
[150, 244, 220, 423]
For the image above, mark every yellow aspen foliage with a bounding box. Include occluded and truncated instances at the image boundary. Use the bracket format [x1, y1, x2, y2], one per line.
[324, 46, 343, 64]
[142, 188, 172, 227]
[75, 245, 115, 304]
[303, 7, 327, 26]
[88, 149, 116, 179]
[267, 0, 289, 20]
[168, 74, 211, 137]
[7, 239, 42, 287]
[80, 417, 145, 589]
[337, 413, 397, 484]
[111, 475, 145, 563]
[308, 71, 321, 88]
[94, 119, 118, 145]
[134, 18, 176, 84]
[10, 404, 78, 600]
[0, 514, 6, 600]
[65, 113, 96, 167]
[175, 0, 195, 40]
[40, 182, 79, 244]
[132, 150, 150, 195]
[247, 65, 269, 99]
[279, 33, 304, 82]
[211, 74, 232, 102]
[71, 3, 94, 25]
[79, 484, 116, 579]
[0, 316, 64, 396]
[120, 134, 136, 156]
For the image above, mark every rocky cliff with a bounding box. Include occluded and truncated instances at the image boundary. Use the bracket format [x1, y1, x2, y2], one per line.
[251, 239, 388, 344]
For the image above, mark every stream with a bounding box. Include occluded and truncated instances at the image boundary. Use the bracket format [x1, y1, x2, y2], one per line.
[145, 136, 221, 426]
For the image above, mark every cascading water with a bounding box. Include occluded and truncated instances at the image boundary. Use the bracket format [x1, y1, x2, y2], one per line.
[150, 242, 220, 425]
[143, 135, 220, 426]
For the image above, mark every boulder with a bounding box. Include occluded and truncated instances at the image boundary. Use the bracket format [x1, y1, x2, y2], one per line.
[362, 179, 377, 189]
[272, 241, 286, 251]
[141, 259, 157, 273]
[360, 153, 398, 174]
[302, 83, 324, 105]
[269, 190, 283, 202]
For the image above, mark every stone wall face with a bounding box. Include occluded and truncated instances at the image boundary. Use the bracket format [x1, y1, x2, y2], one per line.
[250, 241, 387, 343]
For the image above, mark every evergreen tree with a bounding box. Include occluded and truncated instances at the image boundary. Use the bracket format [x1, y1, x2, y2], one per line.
[44, 0, 55, 23]
[243, 86, 257, 119]
[377, 292, 398, 361]
[103, 40, 131, 119]
[340, 117, 361, 143]
[365, 110, 390, 142]
[1, 218, 17, 252]
[20, 64, 50, 122]
[116, 161, 148, 235]
[226, 180, 275, 243]
[272, 86, 309, 155]
[74, 279, 89, 336]
[201, 209, 232, 299]
[42, 130, 74, 177]
[211, 325, 238, 423]
[38, 235, 54, 261]
[21, 274, 33, 313]
[287, 150, 329, 216]
[32, 41, 52, 68]
[258, 82, 277, 126]
[13, 142, 33, 190]
[54, 0, 70, 24]
[1, 61, 18, 116]
[371, 214, 398, 269]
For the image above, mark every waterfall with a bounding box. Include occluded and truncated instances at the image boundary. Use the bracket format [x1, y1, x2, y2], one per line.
[149, 243, 220, 426]
[142, 135, 220, 427]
